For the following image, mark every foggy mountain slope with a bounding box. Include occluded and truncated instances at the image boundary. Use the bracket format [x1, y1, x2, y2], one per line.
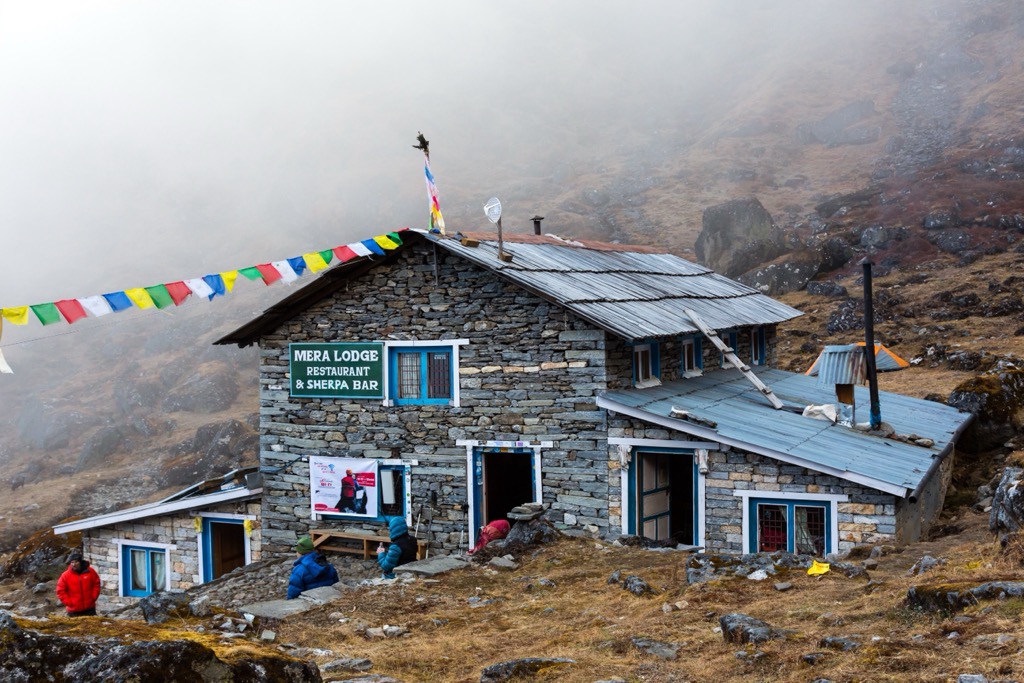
[2, 0, 1024, 552]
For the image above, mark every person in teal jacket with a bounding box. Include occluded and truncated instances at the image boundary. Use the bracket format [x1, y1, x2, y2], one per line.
[376, 517, 418, 579]
[287, 536, 339, 599]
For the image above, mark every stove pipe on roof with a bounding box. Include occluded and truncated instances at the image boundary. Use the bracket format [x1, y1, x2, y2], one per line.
[860, 256, 882, 429]
[531, 215, 544, 235]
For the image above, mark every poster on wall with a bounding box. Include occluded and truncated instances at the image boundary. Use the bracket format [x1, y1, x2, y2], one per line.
[310, 456, 379, 518]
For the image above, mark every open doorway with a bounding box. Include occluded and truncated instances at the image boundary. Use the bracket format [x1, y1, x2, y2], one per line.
[635, 450, 695, 545]
[471, 448, 536, 540]
[203, 519, 246, 582]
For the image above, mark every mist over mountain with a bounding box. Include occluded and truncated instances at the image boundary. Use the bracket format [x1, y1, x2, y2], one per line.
[1, 0, 1023, 550]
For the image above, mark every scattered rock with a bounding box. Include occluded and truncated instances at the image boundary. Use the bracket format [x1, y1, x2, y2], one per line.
[479, 657, 574, 682]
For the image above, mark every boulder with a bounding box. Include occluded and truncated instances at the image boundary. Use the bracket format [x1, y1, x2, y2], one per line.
[76, 426, 128, 471]
[139, 591, 192, 624]
[719, 613, 793, 644]
[480, 658, 574, 682]
[989, 467, 1024, 532]
[0, 610, 322, 682]
[948, 370, 1024, 452]
[162, 369, 240, 414]
[695, 198, 784, 277]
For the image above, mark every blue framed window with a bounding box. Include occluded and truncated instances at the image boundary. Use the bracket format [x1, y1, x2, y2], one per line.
[631, 342, 661, 387]
[751, 327, 766, 366]
[121, 545, 166, 597]
[747, 497, 829, 555]
[389, 346, 453, 405]
[682, 336, 703, 374]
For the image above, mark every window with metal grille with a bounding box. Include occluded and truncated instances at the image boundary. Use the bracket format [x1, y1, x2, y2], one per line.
[389, 346, 453, 405]
[751, 498, 830, 556]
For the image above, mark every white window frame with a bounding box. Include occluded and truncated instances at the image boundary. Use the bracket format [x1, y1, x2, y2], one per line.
[732, 490, 847, 555]
[681, 337, 703, 377]
[112, 538, 176, 597]
[632, 343, 661, 388]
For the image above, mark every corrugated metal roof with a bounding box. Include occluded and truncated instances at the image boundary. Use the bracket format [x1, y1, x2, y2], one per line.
[815, 344, 867, 386]
[430, 233, 802, 341]
[216, 229, 802, 347]
[806, 342, 910, 377]
[597, 368, 973, 497]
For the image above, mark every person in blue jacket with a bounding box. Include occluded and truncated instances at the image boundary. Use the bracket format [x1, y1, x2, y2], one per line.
[287, 536, 339, 599]
[376, 517, 419, 579]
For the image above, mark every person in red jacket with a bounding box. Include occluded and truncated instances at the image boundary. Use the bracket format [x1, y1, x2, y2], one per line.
[56, 551, 101, 617]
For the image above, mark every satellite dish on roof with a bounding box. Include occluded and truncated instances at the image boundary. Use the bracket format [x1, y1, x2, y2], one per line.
[484, 197, 502, 224]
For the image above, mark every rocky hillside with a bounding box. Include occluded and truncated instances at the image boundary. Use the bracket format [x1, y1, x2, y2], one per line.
[2, 0, 1024, 554]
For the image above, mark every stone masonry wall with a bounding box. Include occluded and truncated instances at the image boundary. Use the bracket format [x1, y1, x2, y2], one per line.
[606, 418, 899, 555]
[83, 500, 260, 598]
[257, 246, 630, 556]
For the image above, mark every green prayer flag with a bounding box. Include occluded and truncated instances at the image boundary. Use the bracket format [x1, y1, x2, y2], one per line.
[145, 285, 174, 309]
[30, 302, 62, 325]
[239, 267, 263, 281]
[387, 232, 403, 246]
[319, 249, 334, 265]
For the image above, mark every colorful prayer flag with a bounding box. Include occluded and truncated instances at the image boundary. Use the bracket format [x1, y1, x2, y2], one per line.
[144, 285, 175, 310]
[304, 252, 329, 273]
[102, 292, 134, 312]
[30, 303, 62, 325]
[78, 296, 113, 317]
[164, 282, 191, 306]
[202, 274, 226, 300]
[54, 299, 88, 324]
[360, 239, 386, 256]
[124, 288, 156, 309]
[333, 245, 359, 262]
[184, 278, 215, 299]
[1, 307, 28, 325]
[255, 263, 282, 285]
[271, 260, 299, 283]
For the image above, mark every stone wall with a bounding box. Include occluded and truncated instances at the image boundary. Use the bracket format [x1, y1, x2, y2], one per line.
[257, 247, 624, 555]
[606, 418, 900, 554]
[83, 500, 260, 597]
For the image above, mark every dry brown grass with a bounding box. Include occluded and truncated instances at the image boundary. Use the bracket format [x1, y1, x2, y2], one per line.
[257, 510, 1024, 683]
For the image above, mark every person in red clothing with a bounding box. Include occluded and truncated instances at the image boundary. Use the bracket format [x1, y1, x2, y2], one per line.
[56, 551, 101, 617]
[468, 519, 511, 555]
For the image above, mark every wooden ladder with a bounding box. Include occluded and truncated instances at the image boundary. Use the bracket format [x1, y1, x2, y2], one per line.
[683, 308, 784, 410]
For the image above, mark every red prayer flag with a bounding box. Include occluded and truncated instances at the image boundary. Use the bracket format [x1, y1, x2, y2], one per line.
[164, 281, 192, 306]
[54, 299, 87, 324]
[255, 263, 283, 285]
[333, 245, 359, 262]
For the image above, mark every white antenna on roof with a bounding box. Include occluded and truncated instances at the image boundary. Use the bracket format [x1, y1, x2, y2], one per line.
[483, 197, 512, 262]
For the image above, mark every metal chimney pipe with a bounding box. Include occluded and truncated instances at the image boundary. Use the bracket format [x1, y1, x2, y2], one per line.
[531, 215, 544, 235]
[860, 256, 881, 429]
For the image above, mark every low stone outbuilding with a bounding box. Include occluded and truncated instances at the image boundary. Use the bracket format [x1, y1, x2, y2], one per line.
[53, 468, 262, 599]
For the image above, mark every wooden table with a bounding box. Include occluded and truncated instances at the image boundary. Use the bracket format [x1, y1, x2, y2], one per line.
[309, 528, 427, 560]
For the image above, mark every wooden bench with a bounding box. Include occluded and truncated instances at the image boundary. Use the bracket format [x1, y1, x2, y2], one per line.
[309, 528, 428, 560]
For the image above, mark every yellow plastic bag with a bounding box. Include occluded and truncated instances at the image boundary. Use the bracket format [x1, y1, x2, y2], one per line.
[807, 560, 831, 576]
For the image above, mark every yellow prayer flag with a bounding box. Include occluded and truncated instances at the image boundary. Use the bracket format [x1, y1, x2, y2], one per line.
[807, 560, 830, 576]
[373, 235, 399, 250]
[302, 252, 329, 273]
[243, 519, 253, 535]
[220, 271, 239, 292]
[124, 288, 155, 309]
[193, 517, 202, 532]
[1, 307, 29, 325]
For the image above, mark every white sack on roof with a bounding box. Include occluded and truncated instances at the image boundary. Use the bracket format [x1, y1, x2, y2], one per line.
[802, 403, 837, 422]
